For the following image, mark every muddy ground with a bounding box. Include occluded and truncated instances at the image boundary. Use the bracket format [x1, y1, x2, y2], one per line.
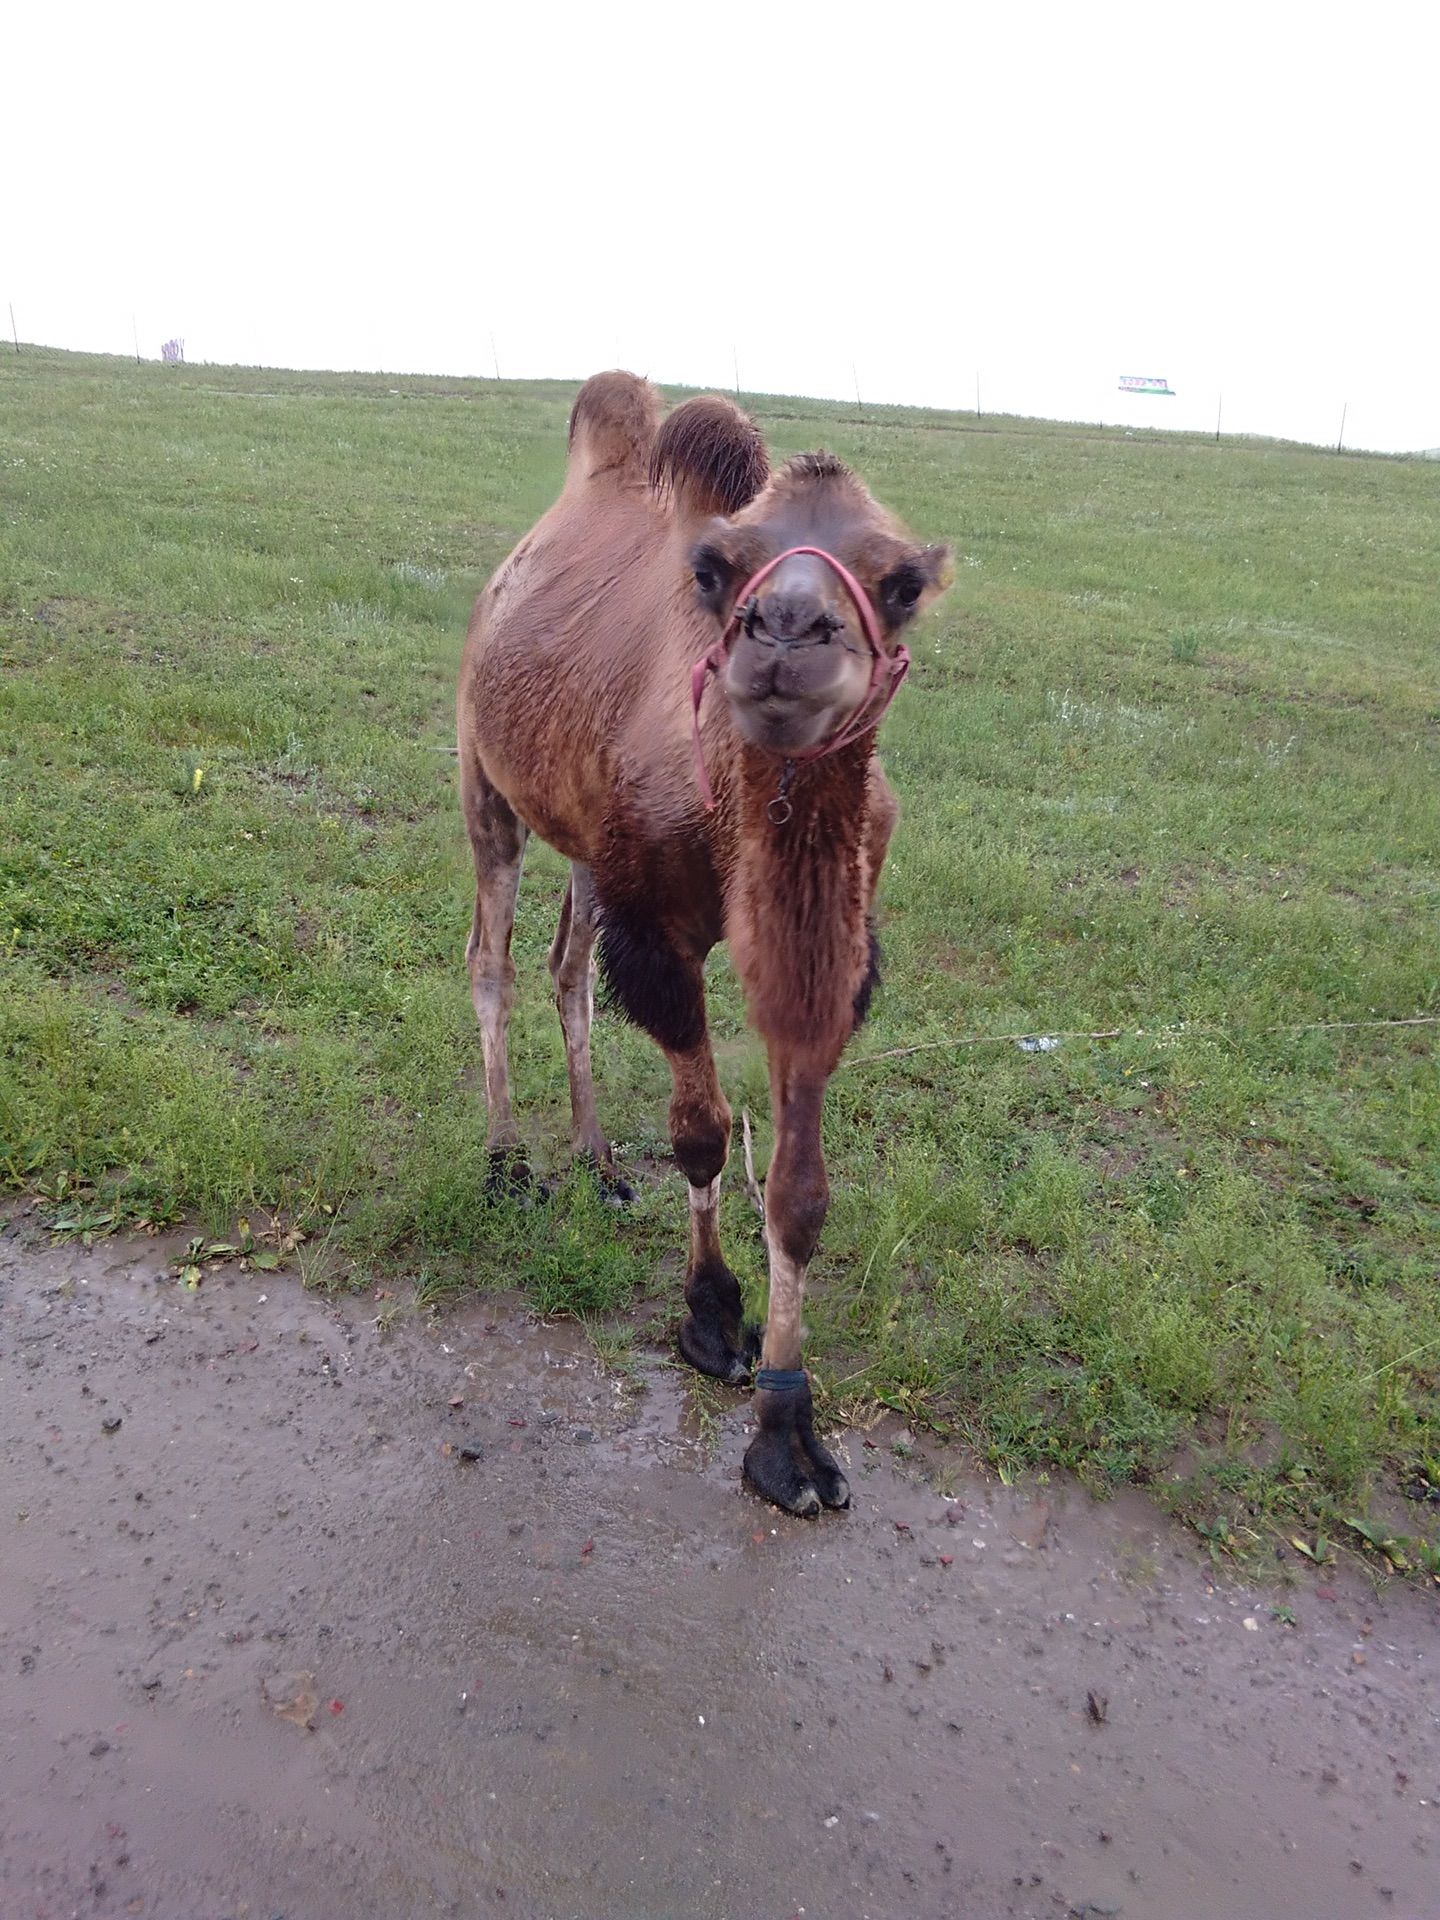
[2, 1222, 1437, 1920]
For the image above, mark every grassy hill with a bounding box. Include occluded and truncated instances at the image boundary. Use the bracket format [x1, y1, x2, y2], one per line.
[3, 346, 1438, 1565]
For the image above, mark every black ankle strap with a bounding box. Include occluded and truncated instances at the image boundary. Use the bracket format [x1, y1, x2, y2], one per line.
[755, 1367, 808, 1393]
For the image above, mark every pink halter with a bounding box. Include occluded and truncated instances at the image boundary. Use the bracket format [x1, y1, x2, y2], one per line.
[689, 545, 912, 812]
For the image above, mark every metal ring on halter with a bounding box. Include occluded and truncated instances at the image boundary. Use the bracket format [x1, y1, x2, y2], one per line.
[766, 758, 796, 827]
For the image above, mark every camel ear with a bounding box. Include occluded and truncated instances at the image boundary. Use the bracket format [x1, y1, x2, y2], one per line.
[688, 534, 746, 617]
[878, 543, 952, 628]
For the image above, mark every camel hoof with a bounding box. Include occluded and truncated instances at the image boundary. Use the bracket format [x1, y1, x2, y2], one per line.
[600, 1170, 639, 1209]
[484, 1152, 550, 1207]
[742, 1429, 822, 1517]
[745, 1371, 850, 1516]
[797, 1408, 851, 1509]
[678, 1313, 754, 1387]
[811, 1463, 851, 1510]
[575, 1151, 638, 1208]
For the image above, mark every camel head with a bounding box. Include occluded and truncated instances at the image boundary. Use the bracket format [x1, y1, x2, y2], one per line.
[689, 453, 950, 757]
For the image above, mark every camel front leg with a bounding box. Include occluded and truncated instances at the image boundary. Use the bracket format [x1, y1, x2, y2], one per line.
[743, 1053, 850, 1517]
[666, 1037, 759, 1386]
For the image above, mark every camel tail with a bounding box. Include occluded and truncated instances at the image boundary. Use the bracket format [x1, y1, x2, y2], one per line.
[566, 371, 663, 486]
[649, 395, 769, 523]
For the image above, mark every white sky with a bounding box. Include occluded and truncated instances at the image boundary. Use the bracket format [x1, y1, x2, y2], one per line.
[8, 0, 1439, 452]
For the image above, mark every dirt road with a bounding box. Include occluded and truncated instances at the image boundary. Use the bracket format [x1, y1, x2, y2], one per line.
[2, 1222, 1437, 1919]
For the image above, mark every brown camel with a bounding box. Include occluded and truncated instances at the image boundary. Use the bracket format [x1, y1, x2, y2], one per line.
[457, 372, 949, 1515]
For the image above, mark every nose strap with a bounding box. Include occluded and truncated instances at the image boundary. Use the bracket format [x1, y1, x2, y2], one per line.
[689, 545, 911, 813]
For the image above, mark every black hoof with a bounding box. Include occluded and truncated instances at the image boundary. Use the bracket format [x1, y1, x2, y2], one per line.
[743, 1424, 822, 1517]
[484, 1151, 548, 1205]
[678, 1312, 754, 1387]
[583, 1152, 641, 1213]
[742, 1374, 850, 1517]
[678, 1256, 754, 1386]
[797, 1400, 851, 1509]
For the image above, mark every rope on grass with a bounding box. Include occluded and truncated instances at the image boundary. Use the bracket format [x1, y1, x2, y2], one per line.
[841, 1012, 1440, 1073]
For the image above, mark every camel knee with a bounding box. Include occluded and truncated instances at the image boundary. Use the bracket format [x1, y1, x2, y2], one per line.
[671, 1093, 732, 1189]
[766, 1165, 829, 1267]
[551, 949, 595, 1004]
[471, 954, 517, 1057]
[549, 914, 595, 1003]
[469, 940, 516, 990]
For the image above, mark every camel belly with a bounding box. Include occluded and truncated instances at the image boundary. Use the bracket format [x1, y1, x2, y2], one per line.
[463, 629, 616, 864]
[470, 712, 607, 866]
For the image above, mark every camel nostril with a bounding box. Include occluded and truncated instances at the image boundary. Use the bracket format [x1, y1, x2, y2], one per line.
[755, 591, 833, 644]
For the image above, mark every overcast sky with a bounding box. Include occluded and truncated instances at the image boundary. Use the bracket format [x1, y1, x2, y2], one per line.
[9, 1, 1438, 452]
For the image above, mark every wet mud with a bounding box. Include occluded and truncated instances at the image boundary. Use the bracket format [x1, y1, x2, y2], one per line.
[2, 1222, 1437, 1919]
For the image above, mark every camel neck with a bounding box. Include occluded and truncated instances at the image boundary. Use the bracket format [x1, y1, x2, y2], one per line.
[726, 743, 875, 1057]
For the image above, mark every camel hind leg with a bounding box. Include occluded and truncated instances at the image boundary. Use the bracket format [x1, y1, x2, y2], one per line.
[462, 759, 530, 1191]
[548, 863, 635, 1201]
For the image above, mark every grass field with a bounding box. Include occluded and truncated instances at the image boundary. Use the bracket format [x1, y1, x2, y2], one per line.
[3, 347, 1438, 1568]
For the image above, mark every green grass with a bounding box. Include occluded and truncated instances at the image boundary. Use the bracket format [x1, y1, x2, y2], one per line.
[3, 346, 1439, 1565]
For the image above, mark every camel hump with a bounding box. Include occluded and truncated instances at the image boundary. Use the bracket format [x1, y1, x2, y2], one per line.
[649, 396, 769, 522]
[566, 372, 663, 485]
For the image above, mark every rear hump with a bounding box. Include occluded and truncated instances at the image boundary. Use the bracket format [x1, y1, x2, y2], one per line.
[649, 395, 769, 522]
[567, 371, 662, 484]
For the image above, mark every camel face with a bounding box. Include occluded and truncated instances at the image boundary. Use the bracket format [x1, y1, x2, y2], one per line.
[720, 549, 877, 754]
[689, 459, 951, 776]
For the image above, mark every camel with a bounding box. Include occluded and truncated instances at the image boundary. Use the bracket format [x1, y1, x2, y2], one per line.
[457, 372, 949, 1515]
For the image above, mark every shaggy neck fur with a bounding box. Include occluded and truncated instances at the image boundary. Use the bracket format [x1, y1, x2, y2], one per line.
[726, 740, 873, 1062]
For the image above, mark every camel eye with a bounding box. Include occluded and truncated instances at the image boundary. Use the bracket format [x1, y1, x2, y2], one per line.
[881, 564, 925, 620]
[689, 541, 733, 610]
